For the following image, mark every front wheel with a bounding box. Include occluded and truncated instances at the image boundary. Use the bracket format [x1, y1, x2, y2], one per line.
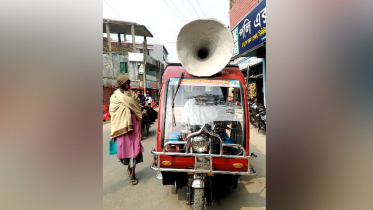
[193, 188, 204, 210]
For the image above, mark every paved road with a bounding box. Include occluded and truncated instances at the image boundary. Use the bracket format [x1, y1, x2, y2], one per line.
[103, 119, 266, 210]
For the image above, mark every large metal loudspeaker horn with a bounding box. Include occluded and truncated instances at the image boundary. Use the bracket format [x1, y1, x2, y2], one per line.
[176, 19, 234, 77]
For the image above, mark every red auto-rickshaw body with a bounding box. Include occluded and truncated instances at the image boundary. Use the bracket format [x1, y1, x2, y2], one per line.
[155, 64, 250, 173]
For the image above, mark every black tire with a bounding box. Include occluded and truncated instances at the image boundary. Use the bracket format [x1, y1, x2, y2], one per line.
[259, 120, 266, 132]
[193, 188, 204, 210]
[249, 114, 256, 125]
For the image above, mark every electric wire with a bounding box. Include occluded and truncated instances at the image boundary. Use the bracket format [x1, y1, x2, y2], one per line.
[187, 0, 202, 19]
[181, 0, 198, 20]
[103, 0, 123, 21]
[195, 0, 207, 17]
[163, 0, 187, 24]
[169, 0, 189, 23]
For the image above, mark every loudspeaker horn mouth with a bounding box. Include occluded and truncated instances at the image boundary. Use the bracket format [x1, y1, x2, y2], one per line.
[176, 18, 234, 77]
[197, 48, 209, 60]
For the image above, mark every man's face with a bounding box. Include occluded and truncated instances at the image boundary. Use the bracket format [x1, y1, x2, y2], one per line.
[137, 91, 141, 96]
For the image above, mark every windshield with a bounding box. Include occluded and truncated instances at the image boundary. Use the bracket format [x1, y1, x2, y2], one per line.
[163, 78, 245, 146]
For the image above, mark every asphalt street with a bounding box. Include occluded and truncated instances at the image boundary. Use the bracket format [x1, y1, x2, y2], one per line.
[103, 116, 266, 210]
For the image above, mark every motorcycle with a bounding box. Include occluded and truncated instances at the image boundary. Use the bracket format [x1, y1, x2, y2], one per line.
[145, 102, 158, 123]
[248, 97, 266, 132]
[150, 19, 257, 210]
[139, 102, 151, 135]
[139, 101, 158, 135]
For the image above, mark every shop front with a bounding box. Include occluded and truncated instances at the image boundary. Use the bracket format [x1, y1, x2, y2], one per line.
[230, 0, 266, 107]
[146, 80, 159, 103]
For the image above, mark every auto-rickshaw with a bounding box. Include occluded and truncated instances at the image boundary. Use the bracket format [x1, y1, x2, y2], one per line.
[150, 19, 257, 210]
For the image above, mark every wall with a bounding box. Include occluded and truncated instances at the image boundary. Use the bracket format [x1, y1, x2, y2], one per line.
[103, 52, 161, 88]
[229, 0, 259, 29]
[103, 39, 133, 53]
[103, 87, 116, 105]
[103, 52, 132, 87]
[152, 44, 166, 62]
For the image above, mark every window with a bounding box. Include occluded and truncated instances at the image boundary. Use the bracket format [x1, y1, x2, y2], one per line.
[138, 49, 149, 55]
[120, 62, 128, 73]
[163, 78, 245, 148]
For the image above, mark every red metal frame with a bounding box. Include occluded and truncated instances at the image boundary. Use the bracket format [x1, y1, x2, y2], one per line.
[156, 65, 250, 172]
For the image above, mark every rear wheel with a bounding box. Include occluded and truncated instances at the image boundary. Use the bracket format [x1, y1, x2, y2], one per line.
[193, 188, 204, 210]
[249, 114, 256, 126]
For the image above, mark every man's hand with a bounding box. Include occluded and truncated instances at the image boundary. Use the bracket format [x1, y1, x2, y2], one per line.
[181, 133, 188, 140]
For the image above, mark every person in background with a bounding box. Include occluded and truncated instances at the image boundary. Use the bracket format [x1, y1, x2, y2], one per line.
[136, 90, 146, 105]
[109, 75, 144, 185]
[146, 94, 153, 104]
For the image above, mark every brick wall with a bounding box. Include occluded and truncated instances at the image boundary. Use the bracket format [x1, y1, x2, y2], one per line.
[229, 0, 258, 29]
[103, 38, 133, 53]
[103, 87, 117, 105]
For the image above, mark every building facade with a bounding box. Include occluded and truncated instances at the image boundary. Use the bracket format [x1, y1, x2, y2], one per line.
[102, 19, 164, 104]
[229, 0, 266, 107]
[108, 41, 169, 64]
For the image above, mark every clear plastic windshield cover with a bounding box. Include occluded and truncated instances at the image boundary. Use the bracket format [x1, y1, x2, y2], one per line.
[164, 78, 245, 146]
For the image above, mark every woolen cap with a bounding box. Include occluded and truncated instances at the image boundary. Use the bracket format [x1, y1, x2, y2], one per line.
[117, 75, 130, 87]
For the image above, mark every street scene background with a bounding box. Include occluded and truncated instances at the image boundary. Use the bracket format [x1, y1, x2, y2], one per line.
[103, 109, 266, 210]
[103, 0, 267, 209]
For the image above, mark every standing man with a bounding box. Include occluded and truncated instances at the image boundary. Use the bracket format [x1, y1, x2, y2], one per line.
[136, 90, 146, 104]
[109, 75, 144, 185]
[146, 94, 153, 104]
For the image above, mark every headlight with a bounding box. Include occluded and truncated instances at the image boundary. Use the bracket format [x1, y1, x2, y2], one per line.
[191, 136, 209, 153]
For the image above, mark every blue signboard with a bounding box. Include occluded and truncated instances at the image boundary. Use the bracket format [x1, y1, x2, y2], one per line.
[146, 81, 157, 88]
[231, 0, 266, 57]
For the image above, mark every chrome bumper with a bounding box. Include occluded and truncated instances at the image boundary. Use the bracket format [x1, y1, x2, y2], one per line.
[150, 142, 257, 175]
[151, 124, 257, 175]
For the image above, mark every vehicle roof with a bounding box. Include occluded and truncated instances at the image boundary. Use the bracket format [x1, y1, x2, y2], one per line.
[163, 63, 244, 84]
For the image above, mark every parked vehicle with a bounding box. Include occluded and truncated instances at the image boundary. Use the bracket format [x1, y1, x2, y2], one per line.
[248, 98, 266, 132]
[103, 104, 110, 121]
[145, 103, 158, 123]
[150, 19, 257, 210]
[139, 101, 158, 134]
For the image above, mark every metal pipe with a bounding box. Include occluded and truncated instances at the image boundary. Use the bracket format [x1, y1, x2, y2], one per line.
[163, 141, 187, 152]
[154, 144, 247, 158]
[221, 143, 245, 156]
[150, 161, 255, 175]
[152, 150, 248, 159]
